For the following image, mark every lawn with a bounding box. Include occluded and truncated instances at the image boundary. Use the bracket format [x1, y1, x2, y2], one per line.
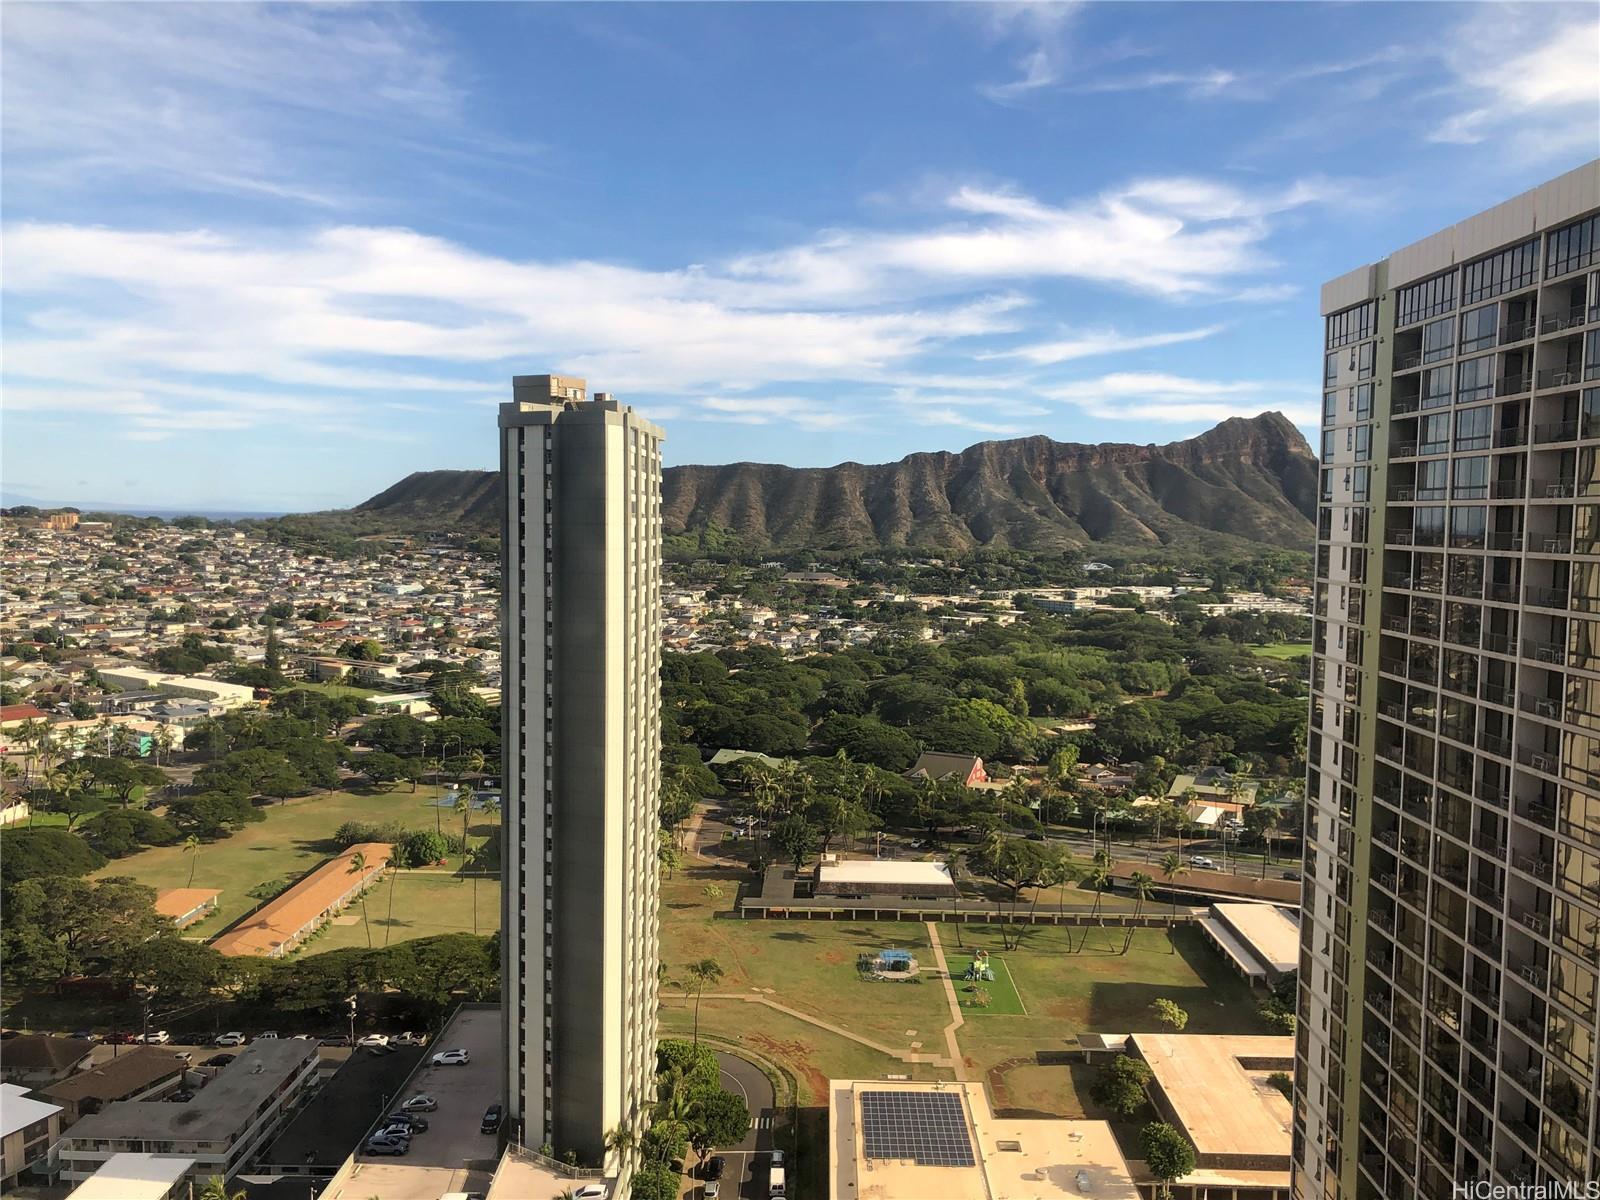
[283, 680, 381, 699]
[951, 954, 1025, 1015]
[91, 784, 495, 942]
[305, 869, 500, 954]
[1249, 642, 1313, 659]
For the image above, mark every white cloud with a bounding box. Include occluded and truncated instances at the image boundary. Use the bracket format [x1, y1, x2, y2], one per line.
[977, 2, 1081, 103]
[1428, 8, 1599, 149]
[1042, 372, 1317, 426]
[984, 324, 1223, 365]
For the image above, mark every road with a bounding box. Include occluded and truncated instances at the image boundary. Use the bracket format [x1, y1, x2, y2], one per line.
[707, 1050, 776, 1200]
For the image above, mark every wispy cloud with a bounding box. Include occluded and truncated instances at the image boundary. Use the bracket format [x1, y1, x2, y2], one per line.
[982, 325, 1224, 366]
[977, 1, 1081, 103]
[1428, 8, 1599, 150]
[1042, 372, 1317, 427]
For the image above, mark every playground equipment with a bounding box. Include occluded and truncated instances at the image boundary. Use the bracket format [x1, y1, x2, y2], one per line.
[962, 949, 995, 982]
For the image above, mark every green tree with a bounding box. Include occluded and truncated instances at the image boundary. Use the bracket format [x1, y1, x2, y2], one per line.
[1139, 1122, 1196, 1199]
[0, 828, 107, 884]
[1151, 997, 1189, 1031]
[1159, 851, 1189, 947]
[770, 812, 819, 871]
[183, 834, 201, 887]
[687, 958, 724, 1046]
[347, 851, 375, 950]
[689, 1088, 750, 1163]
[197, 1176, 247, 1200]
[1123, 870, 1156, 956]
[1089, 1054, 1153, 1117]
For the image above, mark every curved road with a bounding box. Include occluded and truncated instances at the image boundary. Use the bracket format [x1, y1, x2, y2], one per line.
[710, 1049, 776, 1200]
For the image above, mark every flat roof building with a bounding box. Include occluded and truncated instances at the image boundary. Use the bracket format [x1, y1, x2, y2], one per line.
[55, 1040, 317, 1185]
[67, 1153, 194, 1200]
[1199, 903, 1300, 986]
[154, 887, 220, 928]
[830, 1078, 1139, 1200]
[1, 1083, 64, 1191]
[815, 859, 958, 899]
[1128, 1034, 1295, 1174]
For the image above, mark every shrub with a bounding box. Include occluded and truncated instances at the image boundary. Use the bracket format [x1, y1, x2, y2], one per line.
[81, 809, 180, 858]
[332, 820, 409, 848]
[394, 829, 450, 868]
[1268, 1070, 1293, 1100]
[1089, 1054, 1153, 1117]
[0, 828, 108, 884]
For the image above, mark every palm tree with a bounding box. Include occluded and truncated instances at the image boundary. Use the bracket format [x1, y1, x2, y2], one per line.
[1078, 851, 1114, 953]
[1159, 852, 1189, 951]
[603, 1123, 637, 1170]
[455, 785, 476, 856]
[944, 851, 964, 947]
[1124, 871, 1156, 956]
[384, 852, 401, 948]
[197, 1176, 247, 1200]
[687, 957, 724, 1045]
[183, 835, 202, 887]
[347, 851, 374, 950]
[153, 723, 175, 766]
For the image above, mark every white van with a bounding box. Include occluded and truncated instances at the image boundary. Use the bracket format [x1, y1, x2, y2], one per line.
[768, 1165, 786, 1197]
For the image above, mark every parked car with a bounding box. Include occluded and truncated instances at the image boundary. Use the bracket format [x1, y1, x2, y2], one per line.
[214, 1032, 247, 1046]
[70, 1029, 96, 1040]
[431, 1048, 470, 1066]
[573, 1187, 608, 1200]
[167, 1090, 195, 1103]
[386, 1112, 428, 1132]
[480, 1104, 503, 1134]
[375, 1123, 415, 1143]
[364, 1137, 408, 1157]
[139, 1031, 171, 1045]
[394, 1031, 428, 1046]
[768, 1150, 785, 1169]
[290, 1033, 316, 1041]
[705, 1156, 727, 1180]
[1025, 832, 1046, 841]
[704, 1182, 720, 1199]
[104, 1031, 137, 1045]
[1282, 869, 1303, 882]
[203, 1054, 236, 1068]
[320, 1034, 352, 1047]
[173, 1051, 192, 1064]
[401, 1095, 438, 1112]
[257, 1031, 279, 1040]
[356, 1033, 389, 1047]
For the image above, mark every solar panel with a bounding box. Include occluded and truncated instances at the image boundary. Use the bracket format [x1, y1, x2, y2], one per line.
[859, 1090, 976, 1166]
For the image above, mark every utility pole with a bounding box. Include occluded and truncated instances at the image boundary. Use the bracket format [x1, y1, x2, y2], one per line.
[346, 994, 357, 1048]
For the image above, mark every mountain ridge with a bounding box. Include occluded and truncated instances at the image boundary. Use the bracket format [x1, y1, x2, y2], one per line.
[355, 411, 1317, 551]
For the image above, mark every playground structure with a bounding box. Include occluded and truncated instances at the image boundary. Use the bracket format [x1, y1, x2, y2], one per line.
[860, 947, 923, 981]
[962, 949, 996, 982]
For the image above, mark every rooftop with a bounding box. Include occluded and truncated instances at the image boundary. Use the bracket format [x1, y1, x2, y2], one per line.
[1, 1082, 63, 1139]
[1211, 903, 1299, 974]
[816, 860, 955, 889]
[1128, 1034, 1294, 1165]
[830, 1079, 1139, 1200]
[61, 1040, 315, 1145]
[66, 1153, 194, 1200]
[211, 842, 391, 957]
[1, 1033, 96, 1074]
[154, 888, 221, 920]
[39, 1047, 186, 1106]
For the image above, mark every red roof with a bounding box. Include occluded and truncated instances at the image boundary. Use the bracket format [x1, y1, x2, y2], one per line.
[0, 704, 49, 723]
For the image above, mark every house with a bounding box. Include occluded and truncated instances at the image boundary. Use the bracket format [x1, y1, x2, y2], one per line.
[904, 752, 988, 788]
[1168, 768, 1261, 826]
[0, 704, 50, 729]
[0, 1035, 95, 1088]
[153, 888, 221, 929]
[1080, 763, 1134, 791]
[707, 749, 788, 771]
[38, 1048, 187, 1125]
[1, 1083, 63, 1191]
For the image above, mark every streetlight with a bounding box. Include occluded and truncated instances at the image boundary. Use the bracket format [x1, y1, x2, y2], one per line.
[346, 994, 357, 1048]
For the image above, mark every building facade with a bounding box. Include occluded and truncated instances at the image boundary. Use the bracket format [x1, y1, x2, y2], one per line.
[499, 375, 663, 1189]
[1298, 161, 1600, 1200]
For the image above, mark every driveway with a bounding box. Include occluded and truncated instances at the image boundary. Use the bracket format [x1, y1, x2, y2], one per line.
[708, 1050, 776, 1200]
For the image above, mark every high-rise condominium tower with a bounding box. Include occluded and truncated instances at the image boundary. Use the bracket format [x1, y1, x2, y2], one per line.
[500, 375, 663, 1187]
[1298, 160, 1600, 1200]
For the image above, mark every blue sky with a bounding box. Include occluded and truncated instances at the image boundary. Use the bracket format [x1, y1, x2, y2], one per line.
[2, 2, 1596, 512]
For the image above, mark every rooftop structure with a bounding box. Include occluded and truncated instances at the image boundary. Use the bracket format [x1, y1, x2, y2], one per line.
[814, 859, 958, 899]
[39, 1047, 187, 1121]
[154, 887, 221, 928]
[0, 1034, 95, 1086]
[1129, 1034, 1293, 1175]
[905, 752, 988, 786]
[66, 1153, 194, 1200]
[1199, 903, 1300, 986]
[830, 1078, 1139, 1200]
[210, 842, 390, 957]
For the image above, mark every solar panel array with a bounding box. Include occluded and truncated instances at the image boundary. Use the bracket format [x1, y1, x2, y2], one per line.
[859, 1090, 976, 1166]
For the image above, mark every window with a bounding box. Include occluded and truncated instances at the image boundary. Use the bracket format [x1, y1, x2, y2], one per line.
[1452, 457, 1488, 499]
[1422, 317, 1454, 363]
[1357, 341, 1376, 380]
[1324, 391, 1338, 426]
[1461, 238, 1538, 304]
[1421, 413, 1451, 454]
[1355, 425, 1371, 463]
[1459, 305, 1497, 353]
[1353, 467, 1370, 501]
[1418, 459, 1449, 499]
[1454, 406, 1491, 451]
[1327, 302, 1376, 349]
[1355, 384, 1373, 421]
[1322, 429, 1336, 464]
[1456, 355, 1493, 402]
[1423, 367, 1452, 409]
[1398, 272, 1456, 326]
[1325, 352, 1340, 387]
[1547, 215, 1599, 278]
[1585, 330, 1600, 382]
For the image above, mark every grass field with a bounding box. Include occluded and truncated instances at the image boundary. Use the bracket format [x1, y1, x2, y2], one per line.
[951, 954, 1025, 1015]
[1249, 642, 1313, 659]
[91, 785, 495, 944]
[283, 680, 381, 699]
[306, 870, 500, 953]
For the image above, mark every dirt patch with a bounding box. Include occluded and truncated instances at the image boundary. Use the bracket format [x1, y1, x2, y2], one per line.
[750, 1032, 829, 1104]
[821, 949, 847, 965]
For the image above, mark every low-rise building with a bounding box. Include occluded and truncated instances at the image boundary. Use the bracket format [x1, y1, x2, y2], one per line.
[0, 1035, 95, 1088]
[54, 1040, 318, 1186]
[1199, 903, 1300, 988]
[67, 1152, 194, 1200]
[814, 859, 957, 901]
[1, 1083, 64, 1190]
[210, 842, 390, 957]
[153, 888, 221, 929]
[39, 1048, 188, 1126]
[904, 752, 989, 787]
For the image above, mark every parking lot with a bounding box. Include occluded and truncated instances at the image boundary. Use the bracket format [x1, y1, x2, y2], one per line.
[319, 1005, 501, 1200]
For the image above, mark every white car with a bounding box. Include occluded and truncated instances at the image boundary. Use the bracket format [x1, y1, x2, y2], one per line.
[573, 1187, 608, 1200]
[139, 1031, 171, 1045]
[257, 1031, 279, 1040]
[393, 1031, 428, 1046]
[290, 1033, 315, 1041]
[1190, 856, 1217, 869]
[214, 1032, 247, 1046]
[432, 1049, 470, 1066]
[356, 1033, 390, 1047]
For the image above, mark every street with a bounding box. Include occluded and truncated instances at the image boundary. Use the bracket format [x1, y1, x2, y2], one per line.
[705, 1049, 776, 1200]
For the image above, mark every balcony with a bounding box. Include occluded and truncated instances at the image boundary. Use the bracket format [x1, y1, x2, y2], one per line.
[1529, 477, 1576, 499]
[1395, 349, 1424, 371]
[1522, 638, 1566, 664]
[1378, 698, 1405, 721]
[1500, 317, 1538, 344]
[1534, 420, 1578, 445]
[1523, 584, 1569, 608]
[1497, 372, 1533, 397]
[1519, 693, 1561, 721]
[1386, 528, 1416, 546]
[1493, 427, 1529, 448]
[1517, 797, 1555, 824]
[1531, 533, 1573, 554]
[1479, 731, 1512, 758]
[1382, 614, 1409, 633]
[1536, 366, 1580, 391]
[1380, 657, 1407, 678]
[1476, 780, 1511, 807]
[1389, 485, 1417, 502]
[1510, 903, 1550, 937]
[1490, 479, 1526, 500]
[1486, 531, 1524, 551]
[1473, 830, 1508, 858]
[1517, 746, 1558, 774]
[1486, 582, 1521, 604]
[1511, 851, 1552, 880]
[1539, 305, 1587, 334]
